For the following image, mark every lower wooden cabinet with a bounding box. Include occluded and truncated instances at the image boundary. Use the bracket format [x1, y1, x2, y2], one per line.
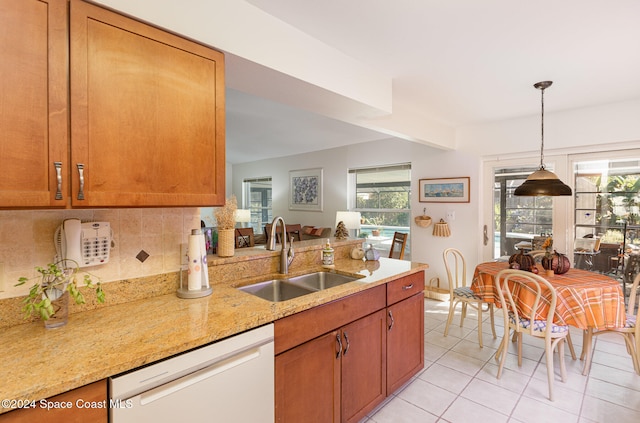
[340, 309, 387, 423]
[0, 380, 107, 423]
[386, 292, 425, 393]
[274, 271, 425, 423]
[276, 309, 386, 423]
[276, 331, 341, 423]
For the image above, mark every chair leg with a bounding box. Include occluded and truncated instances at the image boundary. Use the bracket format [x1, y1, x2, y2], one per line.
[557, 339, 567, 382]
[460, 302, 467, 327]
[477, 302, 484, 348]
[489, 303, 497, 339]
[444, 300, 456, 337]
[621, 333, 640, 375]
[582, 329, 594, 376]
[566, 331, 577, 360]
[517, 332, 523, 367]
[545, 337, 555, 401]
[496, 331, 510, 379]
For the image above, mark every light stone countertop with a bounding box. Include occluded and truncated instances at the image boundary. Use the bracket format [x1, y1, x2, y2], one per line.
[0, 250, 428, 414]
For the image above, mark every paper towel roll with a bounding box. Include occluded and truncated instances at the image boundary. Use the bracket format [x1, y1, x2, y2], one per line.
[199, 232, 209, 288]
[188, 232, 202, 291]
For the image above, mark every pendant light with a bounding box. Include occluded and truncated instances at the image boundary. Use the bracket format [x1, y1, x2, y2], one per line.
[514, 81, 572, 196]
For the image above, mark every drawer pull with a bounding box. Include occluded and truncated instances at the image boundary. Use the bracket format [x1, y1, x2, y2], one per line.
[336, 333, 343, 359]
[54, 161, 63, 200]
[76, 163, 85, 200]
[342, 332, 350, 356]
[388, 310, 395, 331]
[402, 283, 414, 290]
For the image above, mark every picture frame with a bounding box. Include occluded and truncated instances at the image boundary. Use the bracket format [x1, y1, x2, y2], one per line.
[289, 168, 323, 211]
[419, 177, 470, 203]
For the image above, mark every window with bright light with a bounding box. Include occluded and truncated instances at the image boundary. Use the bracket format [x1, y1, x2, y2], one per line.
[349, 164, 411, 258]
[243, 177, 272, 234]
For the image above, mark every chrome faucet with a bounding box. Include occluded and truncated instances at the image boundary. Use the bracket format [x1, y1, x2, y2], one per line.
[266, 216, 295, 274]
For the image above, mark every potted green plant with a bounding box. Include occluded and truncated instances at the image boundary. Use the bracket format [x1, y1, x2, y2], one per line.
[15, 259, 105, 328]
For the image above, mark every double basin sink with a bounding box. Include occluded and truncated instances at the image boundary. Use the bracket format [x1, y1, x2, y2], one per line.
[238, 271, 362, 302]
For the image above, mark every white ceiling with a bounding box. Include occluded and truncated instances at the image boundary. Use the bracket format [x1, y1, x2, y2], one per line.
[226, 0, 640, 163]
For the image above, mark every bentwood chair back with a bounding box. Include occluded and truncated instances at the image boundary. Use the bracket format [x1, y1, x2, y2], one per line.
[494, 269, 570, 401]
[389, 232, 408, 260]
[443, 248, 496, 348]
[583, 272, 640, 375]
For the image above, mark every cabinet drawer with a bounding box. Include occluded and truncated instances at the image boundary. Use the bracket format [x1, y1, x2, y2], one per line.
[386, 271, 424, 305]
[275, 285, 385, 355]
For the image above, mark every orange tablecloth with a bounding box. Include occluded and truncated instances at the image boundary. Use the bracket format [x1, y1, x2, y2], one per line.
[471, 261, 626, 330]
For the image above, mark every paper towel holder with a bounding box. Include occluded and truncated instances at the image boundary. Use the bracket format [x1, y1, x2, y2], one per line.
[177, 229, 213, 299]
[177, 270, 213, 299]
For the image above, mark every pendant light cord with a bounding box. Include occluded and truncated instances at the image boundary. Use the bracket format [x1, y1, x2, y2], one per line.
[539, 86, 545, 169]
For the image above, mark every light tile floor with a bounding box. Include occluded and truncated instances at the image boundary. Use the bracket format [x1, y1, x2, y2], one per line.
[361, 298, 640, 423]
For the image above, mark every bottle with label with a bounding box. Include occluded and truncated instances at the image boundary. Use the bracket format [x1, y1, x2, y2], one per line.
[322, 239, 335, 266]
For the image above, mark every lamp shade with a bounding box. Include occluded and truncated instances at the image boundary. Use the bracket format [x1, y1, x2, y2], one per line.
[513, 169, 572, 196]
[514, 81, 572, 197]
[432, 219, 451, 237]
[335, 211, 361, 229]
[234, 209, 251, 223]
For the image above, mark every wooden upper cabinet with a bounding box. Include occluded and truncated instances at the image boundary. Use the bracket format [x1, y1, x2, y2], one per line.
[70, 0, 225, 207]
[0, 0, 69, 208]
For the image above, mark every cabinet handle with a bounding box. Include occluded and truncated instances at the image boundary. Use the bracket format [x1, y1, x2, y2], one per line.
[76, 163, 85, 200]
[342, 332, 350, 356]
[388, 310, 395, 331]
[335, 333, 342, 359]
[54, 161, 63, 200]
[402, 283, 414, 290]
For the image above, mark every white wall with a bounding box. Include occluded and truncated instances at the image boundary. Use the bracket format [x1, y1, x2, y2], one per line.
[457, 98, 640, 157]
[231, 138, 481, 284]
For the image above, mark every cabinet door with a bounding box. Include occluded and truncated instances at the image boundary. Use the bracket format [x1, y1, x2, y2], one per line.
[275, 331, 340, 423]
[387, 293, 424, 393]
[0, 380, 107, 423]
[0, 0, 68, 208]
[70, 0, 225, 207]
[341, 309, 387, 423]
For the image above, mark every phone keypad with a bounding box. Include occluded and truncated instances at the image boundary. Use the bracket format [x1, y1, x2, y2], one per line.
[82, 236, 110, 265]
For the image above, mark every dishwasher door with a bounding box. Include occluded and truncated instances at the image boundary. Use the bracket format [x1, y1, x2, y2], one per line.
[109, 324, 274, 423]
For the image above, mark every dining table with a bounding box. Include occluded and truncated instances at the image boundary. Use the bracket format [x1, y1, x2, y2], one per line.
[471, 261, 627, 374]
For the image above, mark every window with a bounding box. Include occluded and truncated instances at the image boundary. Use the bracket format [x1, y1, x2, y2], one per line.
[493, 167, 553, 258]
[349, 164, 411, 259]
[243, 177, 272, 234]
[574, 159, 640, 284]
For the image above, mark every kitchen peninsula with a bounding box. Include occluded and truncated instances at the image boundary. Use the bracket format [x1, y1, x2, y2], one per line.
[0, 237, 428, 421]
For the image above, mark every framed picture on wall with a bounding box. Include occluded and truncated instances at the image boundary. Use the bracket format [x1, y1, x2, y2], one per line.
[289, 168, 323, 211]
[419, 177, 470, 203]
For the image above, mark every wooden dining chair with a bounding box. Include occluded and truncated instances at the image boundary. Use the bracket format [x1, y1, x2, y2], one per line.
[388, 232, 408, 260]
[494, 269, 570, 401]
[582, 272, 640, 375]
[235, 227, 255, 248]
[264, 223, 301, 244]
[443, 248, 496, 348]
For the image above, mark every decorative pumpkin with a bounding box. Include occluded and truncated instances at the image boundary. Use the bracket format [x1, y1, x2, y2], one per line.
[350, 246, 365, 260]
[541, 250, 571, 274]
[509, 251, 535, 272]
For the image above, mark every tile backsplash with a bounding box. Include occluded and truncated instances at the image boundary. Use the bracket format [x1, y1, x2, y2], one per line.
[0, 208, 201, 300]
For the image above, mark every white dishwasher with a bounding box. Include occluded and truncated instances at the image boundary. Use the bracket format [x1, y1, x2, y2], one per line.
[109, 324, 274, 423]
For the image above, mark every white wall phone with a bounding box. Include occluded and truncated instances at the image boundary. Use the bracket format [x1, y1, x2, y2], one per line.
[55, 219, 112, 267]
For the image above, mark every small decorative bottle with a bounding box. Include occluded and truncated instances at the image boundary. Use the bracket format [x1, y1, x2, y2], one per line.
[322, 239, 335, 266]
[365, 244, 380, 261]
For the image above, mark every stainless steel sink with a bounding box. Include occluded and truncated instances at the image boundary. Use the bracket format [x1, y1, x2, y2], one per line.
[237, 279, 316, 302]
[286, 272, 359, 291]
[237, 271, 361, 302]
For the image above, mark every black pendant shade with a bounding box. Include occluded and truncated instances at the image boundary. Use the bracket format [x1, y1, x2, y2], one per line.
[514, 168, 573, 196]
[514, 81, 572, 197]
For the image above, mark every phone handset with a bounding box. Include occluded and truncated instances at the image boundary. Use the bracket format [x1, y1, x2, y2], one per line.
[61, 218, 83, 265]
